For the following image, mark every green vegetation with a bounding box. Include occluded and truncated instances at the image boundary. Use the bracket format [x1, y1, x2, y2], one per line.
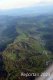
[0, 15, 53, 80]
[15, 33, 29, 42]
[2, 33, 50, 80]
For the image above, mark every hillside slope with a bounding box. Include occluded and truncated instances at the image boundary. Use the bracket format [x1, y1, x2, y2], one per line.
[2, 33, 50, 80]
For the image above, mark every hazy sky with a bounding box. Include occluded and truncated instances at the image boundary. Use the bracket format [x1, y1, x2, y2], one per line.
[0, 0, 53, 9]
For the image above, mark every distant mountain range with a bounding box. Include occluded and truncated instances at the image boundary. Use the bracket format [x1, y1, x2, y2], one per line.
[0, 4, 53, 16]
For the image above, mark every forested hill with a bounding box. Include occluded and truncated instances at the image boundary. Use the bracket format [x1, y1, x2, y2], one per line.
[0, 15, 53, 80]
[2, 33, 49, 80]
